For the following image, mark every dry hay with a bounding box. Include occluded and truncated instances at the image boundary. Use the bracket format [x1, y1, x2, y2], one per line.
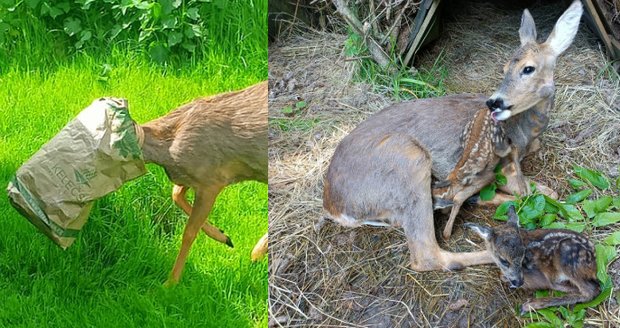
[268, 1, 620, 327]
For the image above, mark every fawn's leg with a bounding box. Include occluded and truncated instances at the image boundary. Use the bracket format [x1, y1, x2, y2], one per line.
[251, 233, 268, 261]
[172, 185, 233, 247]
[166, 184, 223, 286]
[442, 173, 495, 240]
[520, 279, 599, 313]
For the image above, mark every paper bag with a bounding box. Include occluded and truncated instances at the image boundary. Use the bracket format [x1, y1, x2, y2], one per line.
[7, 97, 147, 249]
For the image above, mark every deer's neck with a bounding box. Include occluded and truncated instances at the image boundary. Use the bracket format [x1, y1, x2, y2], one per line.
[140, 116, 179, 166]
[504, 96, 554, 157]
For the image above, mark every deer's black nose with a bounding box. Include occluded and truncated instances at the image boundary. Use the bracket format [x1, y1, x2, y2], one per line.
[486, 98, 504, 111]
[509, 278, 524, 288]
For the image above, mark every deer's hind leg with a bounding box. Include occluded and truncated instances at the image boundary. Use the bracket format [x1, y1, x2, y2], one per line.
[172, 185, 233, 247]
[166, 183, 225, 286]
[399, 150, 493, 271]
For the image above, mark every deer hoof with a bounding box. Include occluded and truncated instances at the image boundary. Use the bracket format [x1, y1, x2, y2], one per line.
[225, 237, 234, 248]
[520, 301, 535, 315]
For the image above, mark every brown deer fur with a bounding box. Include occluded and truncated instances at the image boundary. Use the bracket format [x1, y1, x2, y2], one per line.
[322, 2, 583, 271]
[140, 81, 268, 285]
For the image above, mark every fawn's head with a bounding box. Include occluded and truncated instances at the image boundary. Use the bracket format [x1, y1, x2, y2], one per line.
[465, 205, 525, 288]
[486, 1, 583, 121]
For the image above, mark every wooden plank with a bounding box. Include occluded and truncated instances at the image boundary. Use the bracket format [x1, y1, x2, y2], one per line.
[403, 0, 440, 66]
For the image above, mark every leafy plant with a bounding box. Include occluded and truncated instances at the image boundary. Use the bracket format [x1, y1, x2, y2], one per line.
[281, 101, 307, 117]
[0, 0, 266, 64]
[480, 165, 508, 201]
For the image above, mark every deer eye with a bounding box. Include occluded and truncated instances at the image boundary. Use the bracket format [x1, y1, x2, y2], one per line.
[499, 258, 510, 267]
[522, 66, 535, 75]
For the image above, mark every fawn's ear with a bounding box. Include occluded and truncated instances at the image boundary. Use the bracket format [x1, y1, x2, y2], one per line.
[464, 223, 492, 241]
[544, 0, 583, 56]
[519, 9, 537, 46]
[507, 205, 520, 228]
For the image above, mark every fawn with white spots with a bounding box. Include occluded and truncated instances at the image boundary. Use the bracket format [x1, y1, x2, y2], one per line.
[466, 205, 599, 313]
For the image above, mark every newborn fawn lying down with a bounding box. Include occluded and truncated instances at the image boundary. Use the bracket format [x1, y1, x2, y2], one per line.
[465, 206, 600, 313]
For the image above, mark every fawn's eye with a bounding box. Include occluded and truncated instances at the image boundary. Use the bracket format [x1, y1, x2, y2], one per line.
[499, 258, 510, 267]
[522, 66, 535, 75]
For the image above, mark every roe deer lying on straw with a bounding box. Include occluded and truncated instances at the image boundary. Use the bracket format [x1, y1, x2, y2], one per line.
[140, 81, 268, 285]
[323, 1, 583, 271]
[465, 205, 599, 313]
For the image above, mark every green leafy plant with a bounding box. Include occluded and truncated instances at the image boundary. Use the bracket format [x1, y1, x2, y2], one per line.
[281, 100, 307, 117]
[0, 0, 266, 64]
[480, 165, 508, 201]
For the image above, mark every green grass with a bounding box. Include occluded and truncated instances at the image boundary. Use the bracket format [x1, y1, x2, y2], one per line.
[344, 30, 448, 100]
[0, 1, 267, 326]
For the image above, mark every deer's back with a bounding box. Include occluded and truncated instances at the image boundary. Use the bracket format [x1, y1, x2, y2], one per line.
[143, 82, 267, 188]
[348, 93, 486, 180]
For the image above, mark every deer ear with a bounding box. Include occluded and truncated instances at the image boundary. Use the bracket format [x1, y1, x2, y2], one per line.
[544, 0, 583, 56]
[464, 223, 492, 241]
[519, 9, 537, 46]
[507, 205, 520, 227]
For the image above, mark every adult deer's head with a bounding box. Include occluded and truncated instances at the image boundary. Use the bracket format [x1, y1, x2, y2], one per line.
[486, 1, 583, 121]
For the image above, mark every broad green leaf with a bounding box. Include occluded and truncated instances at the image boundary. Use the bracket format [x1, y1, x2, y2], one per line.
[573, 165, 609, 190]
[536, 309, 562, 327]
[571, 308, 586, 322]
[535, 290, 550, 298]
[613, 197, 620, 209]
[63, 17, 82, 36]
[181, 42, 196, 53]
[592, 212, 620, 227]
[568, 178, 587, 189]
[595, 244, 617, 287]
[540, 213, 557, 226]
[186, 7, 200, 20]
[559, 204, 584, 222]
[281, 106, 293, 115]
[496, 173, 507, 186]
[162, 16, 177, 29]
[582, 200, 596, 219]
[295, 101, 307, 109]
[135, 1, 151, 10]
[594, 196, 613, 212]
[494, 201, 518, 220]
[564, 222, 586, 233]
[167, 31, 183, 46]
[544, 200, 559, 214]
[148, 43, 169, 63]
[56, 2, 70, 13]
[480, 183, 496, 201]
[544, 195, 563, 209]
[565, 189, 592, 204]
[543, 221, 566, 230]
[521, 195, 546, 223]
[25, 0, 40, 8]
[574, 285, 612, 311]
[108, 25, 122, 40]
[151, 2, 162, 19]
[603, 231, 620, 246]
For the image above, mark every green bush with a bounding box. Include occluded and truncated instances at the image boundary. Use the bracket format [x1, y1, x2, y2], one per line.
[0, 0, 266, 64]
